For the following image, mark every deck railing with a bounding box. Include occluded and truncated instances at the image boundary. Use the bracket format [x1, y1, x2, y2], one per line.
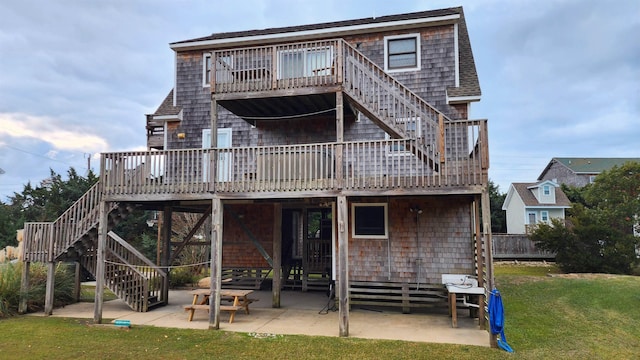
[22, 222, 53, 262]
[101, 121, 487, 197]
[212, 39, 341, 94]
[105, 231, 167, 312]
[22, 182, 106, 262]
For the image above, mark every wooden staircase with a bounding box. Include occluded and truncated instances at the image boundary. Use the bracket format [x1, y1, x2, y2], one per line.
[23, 180, 168, 312]
[341, 40, 446, 169]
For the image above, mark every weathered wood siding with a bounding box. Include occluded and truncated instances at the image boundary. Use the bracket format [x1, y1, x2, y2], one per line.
[349, 197, 475, 284]
[343, 24, 460, 119]
[538, 161, 592, 187]
[171, 24, 463, 152]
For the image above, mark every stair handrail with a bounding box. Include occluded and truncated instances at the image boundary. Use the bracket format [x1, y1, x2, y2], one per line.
[106, 231, 166, 312]
[107, 231, 167, 277]
[50, 181, 104, 258]
[341, 39, 454, 124]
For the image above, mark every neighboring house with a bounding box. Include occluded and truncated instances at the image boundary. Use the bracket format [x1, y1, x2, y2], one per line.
[22, 7, 492, 338]
[538, 157, 640, 187]
[502, 180, 571, 234]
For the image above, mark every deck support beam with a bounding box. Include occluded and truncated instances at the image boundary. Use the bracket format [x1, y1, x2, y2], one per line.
[473, 195, 486, 330]
[94, 200, 109, 323]
[161, 204, 172, 305]
[272, 203, 282, 308]
[337, 195, 349, 337]
[209, 197, 223, 330]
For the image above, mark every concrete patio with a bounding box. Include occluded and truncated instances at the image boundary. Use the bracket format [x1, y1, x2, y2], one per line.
[31, 287, 489, 347]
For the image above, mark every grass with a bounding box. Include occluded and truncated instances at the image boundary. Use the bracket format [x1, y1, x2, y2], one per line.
[1, 263, 639, 359]
[79, 285, 118, 302]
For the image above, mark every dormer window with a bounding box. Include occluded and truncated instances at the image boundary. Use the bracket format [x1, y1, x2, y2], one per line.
[543, 185, 551, 196]
[384, 34, 421, 72]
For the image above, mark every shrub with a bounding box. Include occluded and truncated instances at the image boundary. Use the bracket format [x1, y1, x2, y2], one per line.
[0, 263, 21, 317]
[531, 205, 639, 274]
[0, 262, 76, 317]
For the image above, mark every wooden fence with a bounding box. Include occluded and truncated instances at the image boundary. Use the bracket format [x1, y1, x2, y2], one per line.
[492, 234, 555, 260]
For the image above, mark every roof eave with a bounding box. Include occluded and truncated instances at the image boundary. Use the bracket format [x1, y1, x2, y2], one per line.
[170, 14, 460, 51]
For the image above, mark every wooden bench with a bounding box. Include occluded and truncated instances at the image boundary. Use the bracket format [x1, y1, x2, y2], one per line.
[347, 281, 448, 313]
[221, 296, 259, 314]
[221, 267, 270, 290]
[183, 304, 244, 323]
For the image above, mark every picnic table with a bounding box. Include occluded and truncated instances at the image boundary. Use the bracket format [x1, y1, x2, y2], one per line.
[185, 288, 255, 323]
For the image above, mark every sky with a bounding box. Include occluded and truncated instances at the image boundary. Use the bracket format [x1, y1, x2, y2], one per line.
[0, 0, 638, 201]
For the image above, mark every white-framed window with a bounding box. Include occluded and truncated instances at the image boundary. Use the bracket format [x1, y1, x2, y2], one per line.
[351, 203, 388, 239]
[386, 117, 421, 155]
[541, 211, 549, 223]
[278, 46, 333, 79]
[203, 53, 212, 87]
[527, 212, 537, 225]
[384, 33, 421, 72]
[589, 175, 597, 183]
[204, 53, 235, 87]
[543, 185, 551, 196]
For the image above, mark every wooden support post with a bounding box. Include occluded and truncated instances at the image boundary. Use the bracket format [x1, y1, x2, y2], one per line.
[272, 203, 282, 308]
[271, 46, 277, 90]
[337, 195, 349, 337]
[473, 196, 486, 330]
[209, 197, 223, 330]
[94, 200, 108, 324]
[74, 261, 82, 302]
[210, 96, 218, 192]
[481, 189, 496, 347]
[44, 222, 56, 315]
[18, 261, 30, 314]
[336, 40, 343, 84]
[335, 91, 344, 189]
[161, 205, 172, 305]
[438, 113, 445, 164]
[44, 262, 55, 315]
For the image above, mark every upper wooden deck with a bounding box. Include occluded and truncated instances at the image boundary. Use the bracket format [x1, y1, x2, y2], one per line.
[132, 38, 489, 202]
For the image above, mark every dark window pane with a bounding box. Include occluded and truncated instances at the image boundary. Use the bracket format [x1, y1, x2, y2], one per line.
[354, 206, 386, 236]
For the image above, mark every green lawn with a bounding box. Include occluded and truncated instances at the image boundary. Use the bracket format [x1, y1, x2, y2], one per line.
[1, 264, 639, 359]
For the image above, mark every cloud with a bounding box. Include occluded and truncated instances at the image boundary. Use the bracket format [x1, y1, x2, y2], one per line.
[0, 0, 638, 201]
[0, 112, 108, 152]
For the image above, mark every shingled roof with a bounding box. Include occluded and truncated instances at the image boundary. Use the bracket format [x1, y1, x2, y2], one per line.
[538, 157, 640, 179]
[151, 89, 182, 117]
[512, 182, 571, 207]
[170, 7, 480, 98]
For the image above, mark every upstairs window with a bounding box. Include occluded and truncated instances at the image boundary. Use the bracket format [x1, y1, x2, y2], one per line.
[204, 53, 234, 86]
[384, 34, 421, 72]
[543, 185, 551, 196]
[278, 46, 333, 79]
[203, 53, 212, 87]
